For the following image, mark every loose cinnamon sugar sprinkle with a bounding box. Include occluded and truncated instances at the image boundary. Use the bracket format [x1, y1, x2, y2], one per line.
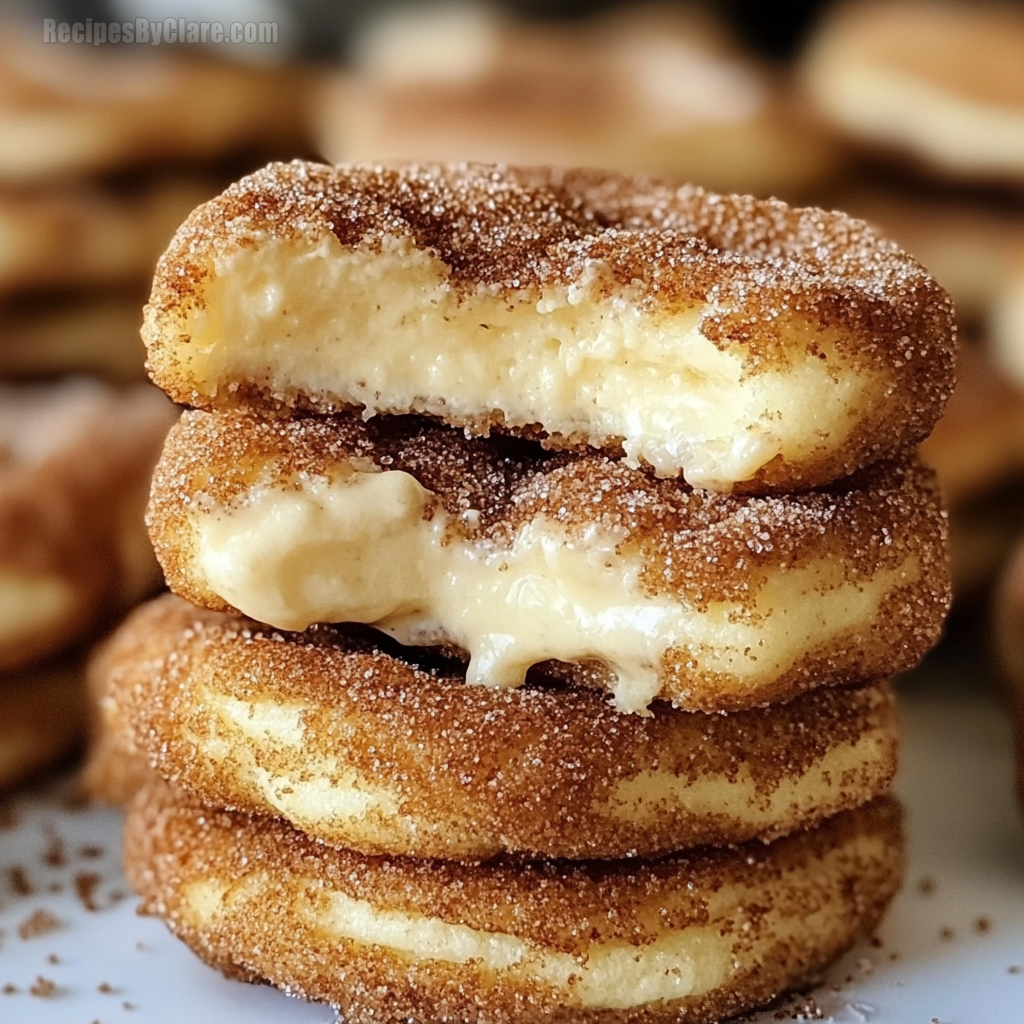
[8, 866, 32, 896]
[939, 926, 955, 941]
[29, 975, 57, 997]
[98, 981, 115, 993]
[41, 834, 65, 868]
[917, 875, 936, 895]
[74, 871, 102, 911]
[2, 983, 16, 995]
[975, 915, 992, 933]
[77, 844, 104, 860]
[45, 953, 58, 964]
[17, 908, 61, 939]
[1009, 965, 1021, 974]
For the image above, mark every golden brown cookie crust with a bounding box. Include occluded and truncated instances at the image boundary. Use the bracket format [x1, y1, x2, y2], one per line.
[97, 594, 898, 859]
[148, 409, 951, 711]
[143, 160, 955, 492]
[125, 782, 903, 1024]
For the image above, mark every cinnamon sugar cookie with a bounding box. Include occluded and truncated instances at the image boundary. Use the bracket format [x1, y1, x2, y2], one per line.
[148, 410, 951, 713]
[93, 594, 898, 860]
[143, 161, 955, 492]
[0, 176, 215, 295]
[0, 379, 175, 671]
[802, 0, 1024, 185]
[321, 5, 837, 198]
[0, 294, 145, 379]
[125, 781, 903, 1024]
[0, 30, 308, 182]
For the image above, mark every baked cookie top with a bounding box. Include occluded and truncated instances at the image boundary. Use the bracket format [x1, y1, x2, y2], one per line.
[144, 160, 955, 492]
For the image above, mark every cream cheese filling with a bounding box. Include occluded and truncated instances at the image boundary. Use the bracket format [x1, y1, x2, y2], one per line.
[193, 466, 915, 713]
[0, 571, 74, 647]
[167, 233, 870, 489]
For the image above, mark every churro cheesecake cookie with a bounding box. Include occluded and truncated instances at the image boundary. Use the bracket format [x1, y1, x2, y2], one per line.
[0, 379, 176, 672]
[0, 31, 309, 183]
[148, 409, 951, 712]
[94, 594, 898, 860]
[143, 161, 955, 492]
[322, 4, 837, 198]
[125, 781, 903, 1024]
[802, 0, 1024, 186]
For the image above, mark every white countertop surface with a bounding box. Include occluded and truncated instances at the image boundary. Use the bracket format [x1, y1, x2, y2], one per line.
[2, 663, 1023, 1024]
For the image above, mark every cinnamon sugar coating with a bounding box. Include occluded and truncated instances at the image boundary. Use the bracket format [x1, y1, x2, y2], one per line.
[149, 409, 951, 711]
[125, 780, 903, 1024]
[143, 160, 955, 491]
[0, 379, 176, 671]
[95, 595, 897, 860]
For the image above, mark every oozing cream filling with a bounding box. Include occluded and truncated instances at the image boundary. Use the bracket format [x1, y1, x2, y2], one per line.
[180, 831, 888, 1010]
[162, 233, 870, 489]
[193, 467, 916, 713]
[0, 572, 74, 647]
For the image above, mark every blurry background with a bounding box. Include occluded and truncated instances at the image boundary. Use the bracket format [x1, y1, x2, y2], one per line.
[3, 0, 1024, 790]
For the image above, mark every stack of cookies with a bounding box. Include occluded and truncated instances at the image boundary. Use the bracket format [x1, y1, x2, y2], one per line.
[97, 163, 954, 1022]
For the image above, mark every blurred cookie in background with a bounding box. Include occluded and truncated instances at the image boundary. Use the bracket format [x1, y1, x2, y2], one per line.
[801, 0, 1024, 188]
[993, 532, 1024, 808]
[921, 344, 1024, 508]
[0, 27, 311, 183]
[319, 2, 838, 197]
[0, 661, 86, 791]
[0, 293, 146, 380]
[0, 175, 217, 296]
[992, 248, 1024, 396]
[0, 378, 175, 673]
[920, 344, 1024, 595]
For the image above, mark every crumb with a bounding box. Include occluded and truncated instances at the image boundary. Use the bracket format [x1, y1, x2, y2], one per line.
[857, 957, 874, 974]
[1009, 965, 1021, 974]
[45, 953, 58, 965]
[123, 1000, 135, 1010]
[939, 926, 955, 941]
[8, 866, 32, 896]
[18, 909, 61, 939]
[108, 889, 127, 903]
[74, 872, 101, 912]
[41, 834, 65, 868]
[98, 982, 115, 993]
[2, 983, 16, 995]
[78, 844, 104, 860]
[975, 915, 991, 933]
[917, 876, 937, 894]
[889, 952, 899, 961]
[869, 935, 884, 948]
[29, 975, 57, 997]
